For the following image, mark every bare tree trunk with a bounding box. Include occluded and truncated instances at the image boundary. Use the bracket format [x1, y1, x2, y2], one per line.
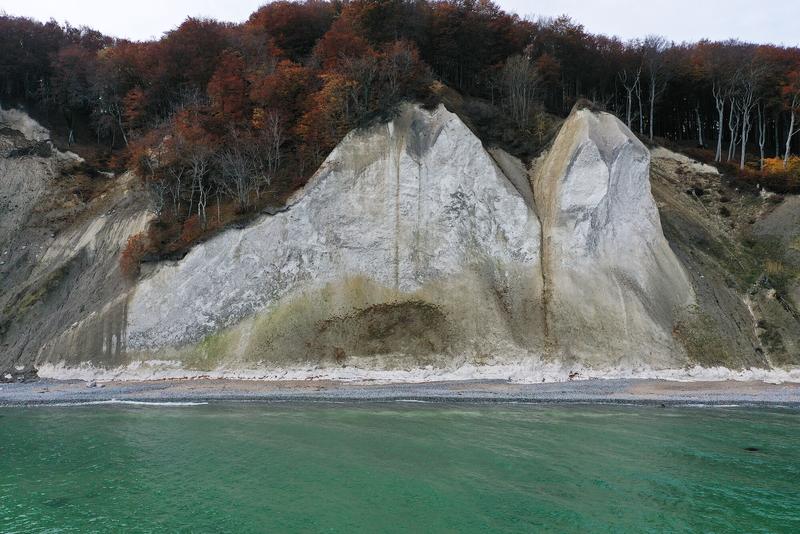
[619, 68, 640, 131]
[785, 106, 797, 169]
[695, 107, 703, 147]
[757, 104, 766, 171]
[737, 69, 761, 170]
[636, 81, 643, 134]
[168, 168, 185, 216]
[727, 100, 739, 162]
[649, 84, 656, 141]
[625, 88, 633, 128]
[114, 105, 129, 147]
[713, 83, 725, 161]
[197, 184, 209, 228]
[643, 36, 668, 142]
[740, 108, 751, 170]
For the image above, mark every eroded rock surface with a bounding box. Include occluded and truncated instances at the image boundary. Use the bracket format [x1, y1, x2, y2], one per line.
[533, 110, 695, 367]
[6, 103, 786, 379]
[125, 104, 544, 369]
[0, 109, 150, 378]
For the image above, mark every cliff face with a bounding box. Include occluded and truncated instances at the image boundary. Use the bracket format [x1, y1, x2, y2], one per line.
[4, 102, 791, 381]
[123, 104, 545, 370]
[0, 108, 150, 380]
[533, 110, 694, 367]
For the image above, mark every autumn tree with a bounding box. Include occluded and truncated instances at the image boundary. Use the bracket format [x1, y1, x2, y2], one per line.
[91, 50, 131, 147]
[296, 73, 355, 169]
[120, 232, 149, 279]
[148, 18, 230, 116]
[123, 87, 148, 131]
[250, 60, 315, 120]
[9, 1, 800, 252]
[246, 1, 335, 61]
[313, 26, 373, 71]
[339, 53, 381, 121]
[379, 40, 431, 107]
[207, 50, 249, 123]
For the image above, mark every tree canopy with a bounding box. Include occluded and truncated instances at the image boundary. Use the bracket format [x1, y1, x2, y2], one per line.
[2, 0, 800, 258]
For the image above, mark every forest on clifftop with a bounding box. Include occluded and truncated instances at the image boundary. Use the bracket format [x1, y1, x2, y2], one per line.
[2, 0, 800, 267]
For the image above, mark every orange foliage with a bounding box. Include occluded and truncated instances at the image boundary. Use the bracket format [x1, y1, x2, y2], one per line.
[179, 215, 204, 246]
[246, 1, 334, 61]
[207, 50, 249, 122]
[313, 27, 373, 71]
[763, 156, 800, 175]
[171, 106, 218, 147]
[249, 59, 315, 118]
[296, 73, 356, 164]
[119, 232, 149, 279]
[122, 87, 147, 128]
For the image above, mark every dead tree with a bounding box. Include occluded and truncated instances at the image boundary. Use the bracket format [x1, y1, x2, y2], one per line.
[736, 61, 765, 170]
[726, 92, 740, 162]
[785, 92, 800, 168]
[619, 67, 641, 130]
[643, 36, 670, 141]
[215, 132, 255, 212]
[757, 103, 767, 171]
[501, 54, 539, 129]
[712, 80, 731, 161]
[251, 110, 284, 200]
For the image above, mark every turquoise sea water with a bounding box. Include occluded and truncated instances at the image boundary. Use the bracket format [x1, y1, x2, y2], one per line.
[1, 403, 799, 533]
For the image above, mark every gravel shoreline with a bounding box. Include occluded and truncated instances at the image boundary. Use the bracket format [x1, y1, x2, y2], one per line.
[1, 378, 800, 407]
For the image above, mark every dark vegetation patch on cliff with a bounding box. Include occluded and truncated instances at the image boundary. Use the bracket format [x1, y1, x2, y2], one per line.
[315, 301, 451, 363]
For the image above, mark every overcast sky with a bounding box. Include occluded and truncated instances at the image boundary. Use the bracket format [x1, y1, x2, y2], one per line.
[2, 0, 798, 46]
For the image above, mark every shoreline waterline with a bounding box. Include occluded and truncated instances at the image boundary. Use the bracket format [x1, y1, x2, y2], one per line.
[2, 377, 799, 408]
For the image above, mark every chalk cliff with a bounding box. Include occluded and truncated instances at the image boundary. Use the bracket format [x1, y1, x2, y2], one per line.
[124, 104, 545, 370]
[0, 108, 150, 380]
[4, 102, 793, 381]
[533, 109, 694, 367]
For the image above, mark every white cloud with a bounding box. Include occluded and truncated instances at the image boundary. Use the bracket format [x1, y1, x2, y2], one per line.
[1, 0, 260, 41]
[501, 0, 799, 46]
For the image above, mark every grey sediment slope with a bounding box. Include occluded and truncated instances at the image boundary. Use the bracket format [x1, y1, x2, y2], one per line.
[1, 379, 799, 407]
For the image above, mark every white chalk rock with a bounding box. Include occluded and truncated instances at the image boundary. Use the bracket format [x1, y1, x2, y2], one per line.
[126, 104, 544, 367]
[533, 108, 694, 366]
